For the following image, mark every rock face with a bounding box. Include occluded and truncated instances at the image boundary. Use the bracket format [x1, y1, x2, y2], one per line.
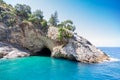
[0, 23, 8, 41]
[52, 36, 109, 63]
[0, 42, 30, 59]
[0, 22, 109, 63]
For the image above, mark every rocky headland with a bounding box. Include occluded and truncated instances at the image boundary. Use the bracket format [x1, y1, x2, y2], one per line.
[0, 0, 110, 63]
[0, 21, 109, 63]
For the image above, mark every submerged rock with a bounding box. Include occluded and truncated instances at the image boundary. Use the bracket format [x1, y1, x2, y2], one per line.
[0, 22, 109, 63]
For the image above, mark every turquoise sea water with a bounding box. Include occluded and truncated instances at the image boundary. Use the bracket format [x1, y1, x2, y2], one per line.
[0, 47, 120, 80]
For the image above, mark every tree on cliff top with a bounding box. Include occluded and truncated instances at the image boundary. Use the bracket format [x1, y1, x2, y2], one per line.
[33, 10, 43, 22]
[15, 4, 31, 20]
[48, 11, 59, 26]
[0, 0, 5, 4]
[0, 1, 76, 31]
[58, 20, 76, 31]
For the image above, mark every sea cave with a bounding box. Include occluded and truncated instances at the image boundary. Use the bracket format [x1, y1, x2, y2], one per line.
[32, 47, 51, 57]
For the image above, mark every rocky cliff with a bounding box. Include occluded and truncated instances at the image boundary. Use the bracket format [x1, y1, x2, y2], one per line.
[0, 0, 110, 63]
[0, 21, 109, 63]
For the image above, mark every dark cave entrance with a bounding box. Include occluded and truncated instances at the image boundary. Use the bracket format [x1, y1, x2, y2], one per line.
[33, 47, 51, 57]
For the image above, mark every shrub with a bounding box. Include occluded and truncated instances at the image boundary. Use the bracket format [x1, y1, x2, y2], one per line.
[28, 14, 39, 23]
[58, 20, 76, 31]
[41, 19, 47, 27]
[58, 27, 73, 41]
[1, 11, 16, 27]
[33, 10, 43, 22]
[15, 4, 31, 20]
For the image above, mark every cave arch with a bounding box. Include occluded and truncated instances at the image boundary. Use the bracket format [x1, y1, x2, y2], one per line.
[33, 47, 51, 57]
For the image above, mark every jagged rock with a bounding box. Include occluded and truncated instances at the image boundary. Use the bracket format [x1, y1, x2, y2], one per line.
[0, 42, 30, 59]
[8, 22, 55, 53]
[52, 36, 109, 63]
[0, 23, 7, 41]
[0, 22, 109, 63]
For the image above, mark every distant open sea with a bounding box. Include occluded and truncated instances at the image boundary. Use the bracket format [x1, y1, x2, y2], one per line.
[0, 47, 120, 80]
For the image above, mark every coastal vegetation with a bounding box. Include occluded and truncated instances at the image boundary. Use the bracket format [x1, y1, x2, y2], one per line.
[0, 0, 76, 41]
[0, 0, 109, 63]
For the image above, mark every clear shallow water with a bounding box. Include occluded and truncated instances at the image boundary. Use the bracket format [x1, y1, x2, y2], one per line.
[0, 47, 120, 80]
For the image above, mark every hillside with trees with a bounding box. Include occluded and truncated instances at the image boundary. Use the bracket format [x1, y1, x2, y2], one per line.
[0, 0, 76, 31]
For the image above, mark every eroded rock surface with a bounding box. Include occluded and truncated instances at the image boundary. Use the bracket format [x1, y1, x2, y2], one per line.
[52, 35, 109, 63]
[0, 42, 30, 59]
[0, 22, 109, 63]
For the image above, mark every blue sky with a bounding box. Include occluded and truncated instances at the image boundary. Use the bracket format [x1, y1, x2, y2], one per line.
[4, 0, 120, 47]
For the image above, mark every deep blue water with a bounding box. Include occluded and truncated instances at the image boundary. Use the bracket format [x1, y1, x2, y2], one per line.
[0, 47, 120, 80]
